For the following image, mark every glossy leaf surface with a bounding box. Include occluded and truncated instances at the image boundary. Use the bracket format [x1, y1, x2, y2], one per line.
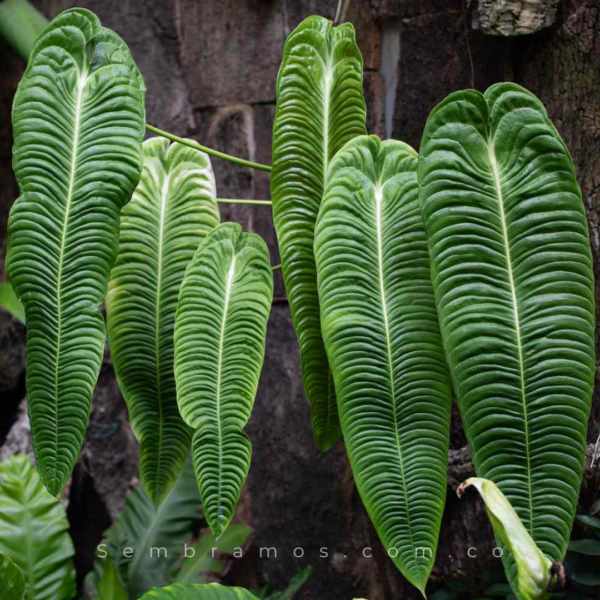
[419, 83, 595, 593]
[6, 8, 146, 495]
[140, 583, 259, 600]
[107, 138, 219, 504]
[271, 15, 367, 450]
[315, 135, 452, 592]
[0, 454, 75, 600]
[459, 478, 552, 600]
[0, 553, 25, 600]
[175, 223, 273, 536]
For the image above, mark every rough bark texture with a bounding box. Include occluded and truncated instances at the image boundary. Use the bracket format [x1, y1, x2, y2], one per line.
[0, 0, 598, 598]
[471, 0, 560, 35]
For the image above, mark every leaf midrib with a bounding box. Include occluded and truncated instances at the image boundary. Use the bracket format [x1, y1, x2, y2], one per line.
[486, 137, 534, 538]
[152, 168, 170, 501]
[374, 183, 422, 580]
[214, 255, 237, 534]
[51, 68, 88, 491]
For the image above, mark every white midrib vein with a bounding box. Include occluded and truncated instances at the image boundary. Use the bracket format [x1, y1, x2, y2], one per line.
[152, 172, 170, 500]
[214, 256, 236, 534]
[322, 61, 333, 181]
[320, 54, 334, 440]
[52, 70, 88, 487]
[487, 141, 535, 538]
[374, 185, 420, 576]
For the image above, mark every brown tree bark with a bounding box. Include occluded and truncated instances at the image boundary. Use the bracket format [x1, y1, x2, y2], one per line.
[0, 1, 598, 598]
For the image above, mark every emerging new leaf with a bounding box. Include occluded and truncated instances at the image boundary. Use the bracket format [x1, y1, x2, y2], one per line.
[315, 136, 452, 593]
[0, 455, 76, 600]
[458, 478, 553, 600]
[419, 83, 595, 594]
[6, 8, 146, 495]
[175, 223, 273, 537]
[271, 15, 367, 450]
[107, 138, 219, 505]
[139, 583, 259, 600]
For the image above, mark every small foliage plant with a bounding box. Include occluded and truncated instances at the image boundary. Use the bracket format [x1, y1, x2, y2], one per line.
[0, 4, 596, 600]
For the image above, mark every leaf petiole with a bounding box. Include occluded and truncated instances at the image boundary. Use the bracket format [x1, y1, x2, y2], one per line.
[146, 124, 272, 172]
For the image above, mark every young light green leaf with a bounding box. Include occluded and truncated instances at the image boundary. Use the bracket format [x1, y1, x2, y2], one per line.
[0, 553, 25, 600]
[271, 15, 367, 451]
[418, 83, 595, 591]
[105, 455, 201, 599]
[175, 223, 273, 537]
[140, 583, 259, 600]
[0, 282, 25, 323]
[107, 138, 219, 505]
[458, 478, 553, 600]
[0, 455, 76, 600]
[97, 555, 128, 600]
[6, 8, 146, 496]
[315, 135, 452, 593]
[175, 524, 252, 583]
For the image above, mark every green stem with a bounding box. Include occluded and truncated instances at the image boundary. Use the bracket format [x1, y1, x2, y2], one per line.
[0, 0, 49, 61]
[271, 264, 282, 271]
[217, 198, 272, 206]
[146, 124, 272, 172]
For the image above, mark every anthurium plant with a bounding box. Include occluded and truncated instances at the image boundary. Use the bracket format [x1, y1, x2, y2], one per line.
[0, 5, 595, 600]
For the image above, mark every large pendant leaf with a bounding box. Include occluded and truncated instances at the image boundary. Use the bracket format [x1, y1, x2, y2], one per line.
[418, 83, 595, 593]
[315, 136, 452, 593]
[107, 138, 219, 505]
[0, 455, 76, 600]
[271, 16, 367, 450]
[6, 8, 146, 495]
[174, 223, 273, 537]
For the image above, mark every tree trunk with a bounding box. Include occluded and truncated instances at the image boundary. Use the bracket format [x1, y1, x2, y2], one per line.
[0, 0, 597, 598]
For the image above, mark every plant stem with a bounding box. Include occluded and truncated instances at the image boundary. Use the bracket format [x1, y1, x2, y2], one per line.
[271, 264, 282, 271]
[0, 0, 49, 61]
[217, 198, 272, 206]
[146, 124, 272, 172]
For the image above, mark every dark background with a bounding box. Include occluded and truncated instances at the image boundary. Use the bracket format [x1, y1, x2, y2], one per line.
[0, 1, 598, 598]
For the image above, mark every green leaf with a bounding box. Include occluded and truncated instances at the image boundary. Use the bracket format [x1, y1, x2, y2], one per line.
[418, 83, 595, 593]
[0, 282, 25, 323]
[568, 540, 600, 556]
[175, 223, 273, 537]
[0, 454, 75, 600]
[0, 553, 25, 600]
[458, 478, 552, 600]
[175, 524, 252, 583]
[139, 583, 259, 600]
[265, 565, 313, 600]
[271, 15, 367, 451]
[5, 8, 146, 496]
[570, 571, 600, 586]
[107, 138, 219, 505]
[105, 455, 201, 598]
[314, 135, 452, 593]
[575, 515, 600, 530]
[97, 555, 128, 600]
